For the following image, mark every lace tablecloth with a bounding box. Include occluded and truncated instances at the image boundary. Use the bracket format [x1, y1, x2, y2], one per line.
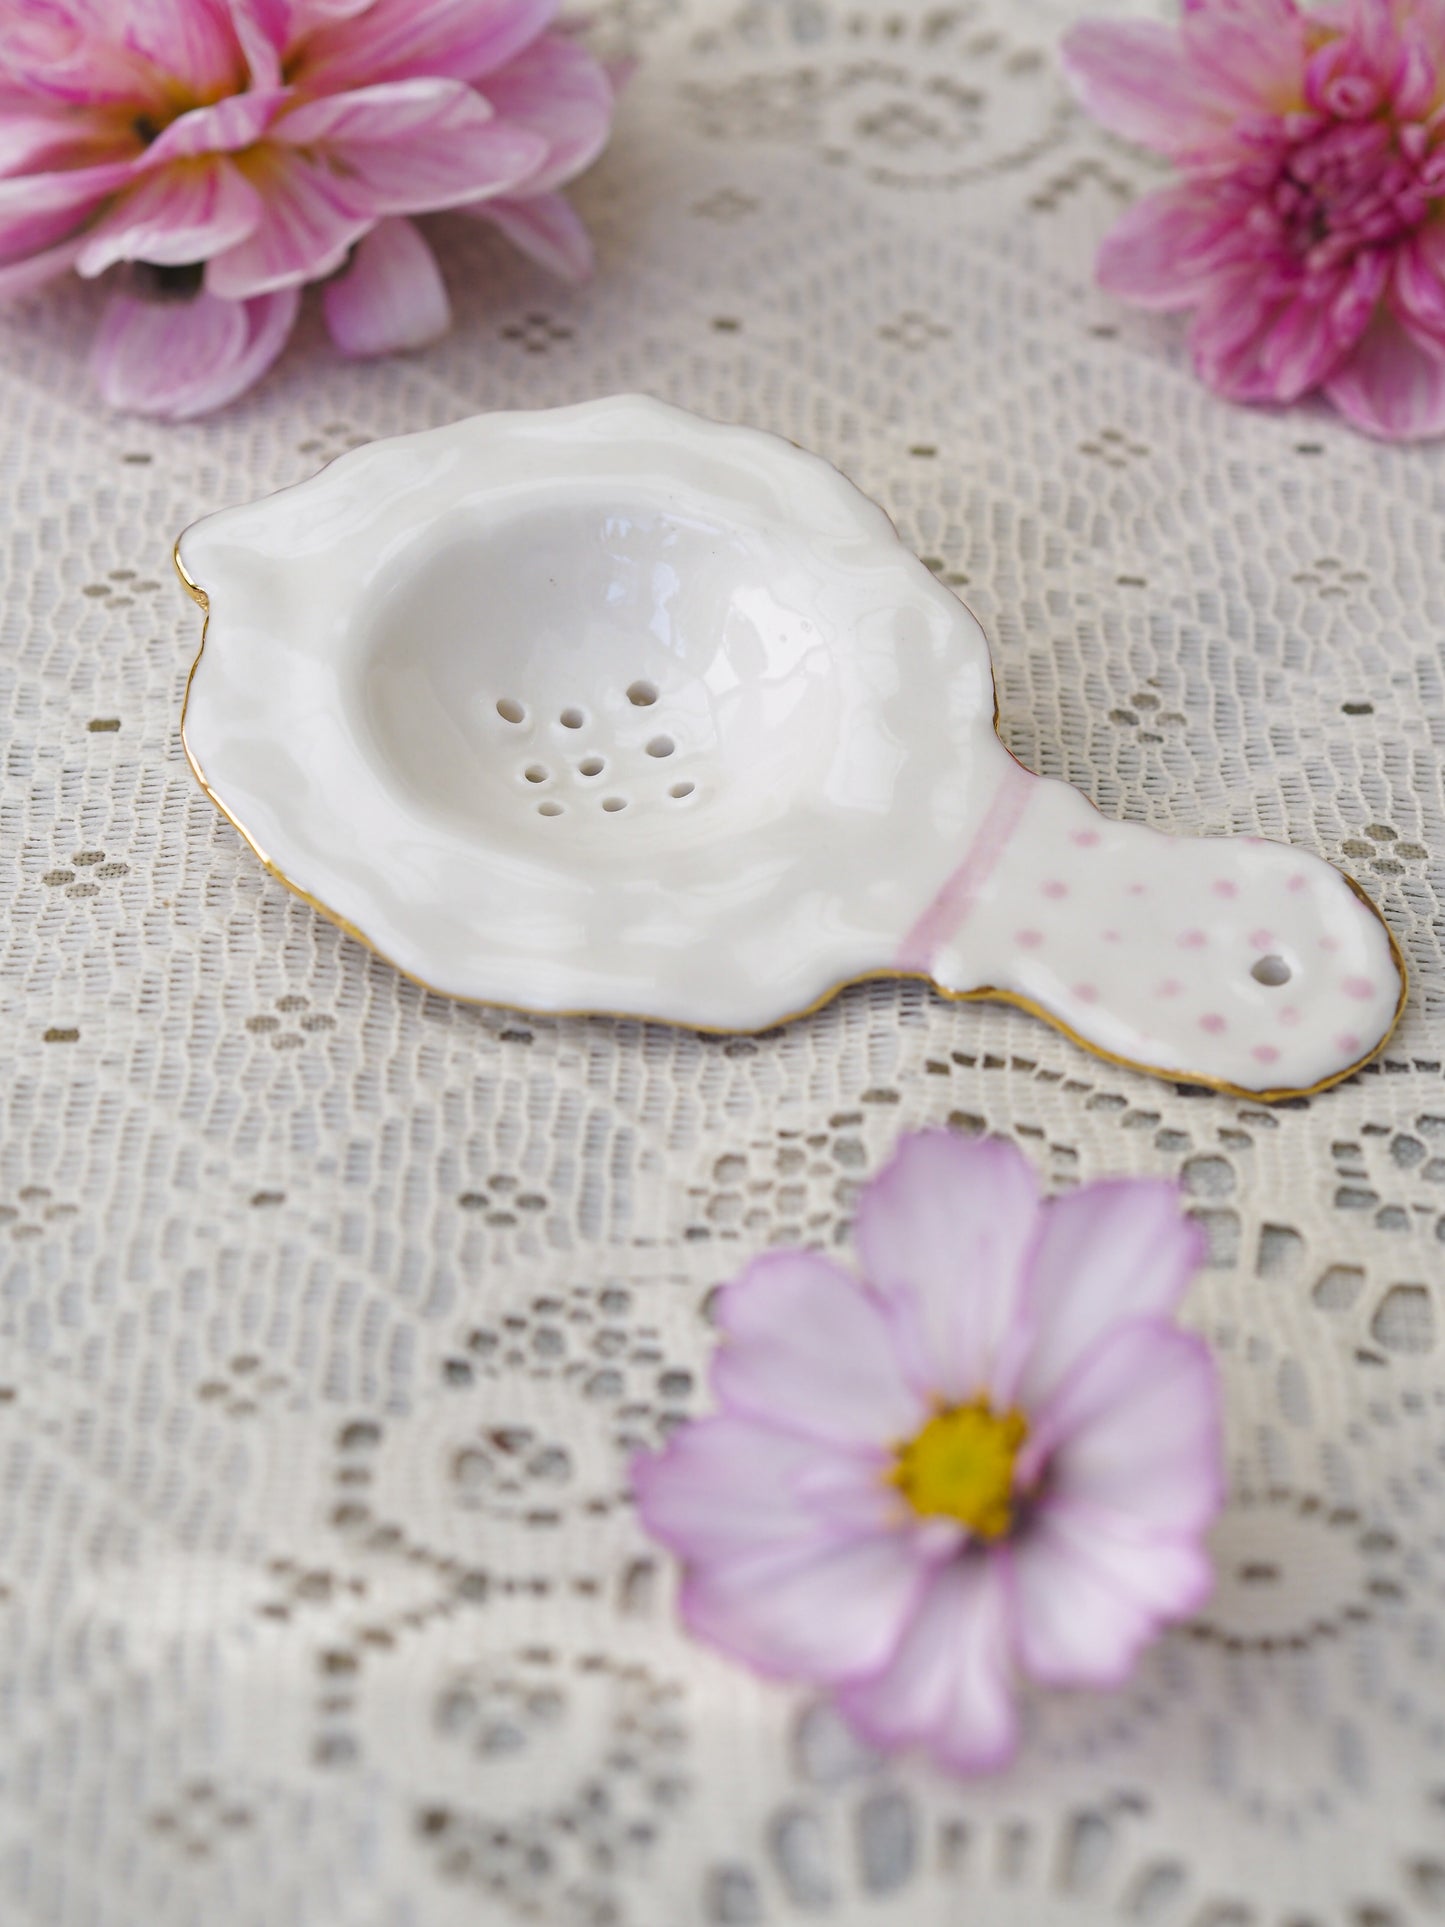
[2, 2, 1443, 1922]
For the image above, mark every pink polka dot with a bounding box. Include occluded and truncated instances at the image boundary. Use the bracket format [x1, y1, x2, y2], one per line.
[1127, 883, 1147, 897]
[1279, 1005, 1300, 1028]
[1336, 1032, 1361, 1055]
[1249, 928, 1273, 949]
[1073, 984, 1099, 1004]
[1212, 880, 1238, 899]
[1072, 830, 1100, 847]
[1042, 880, 1068, 900]
[1178, 929, 1208, 950]
[1319, 935, 1340, 954]
[1103, 929, 1120, 944]
[1252, 1045, 1280, 1066]
[1287, 874, 1307, 893]
[1342, 975, 1374, 1001]
[1199, 1013, 1227, 1035]
[1156, 979, 1182, 999]
[1017, 929, 1043, 949]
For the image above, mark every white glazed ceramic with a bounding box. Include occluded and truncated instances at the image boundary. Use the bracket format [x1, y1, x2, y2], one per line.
[176, 395, 1405, 1098]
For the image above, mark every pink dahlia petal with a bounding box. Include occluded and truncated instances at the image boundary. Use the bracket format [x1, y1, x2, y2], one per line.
[1188, 265, 1298, 402]
[1023, 1321, 1223, 1537]
[1390, 226, 1445, 338]
[854, 1132, 1040, 1406]
[476, 33, 614, 194]
[632, 1414, 896, 1569]
[0, 4, 166, 106]
[1179, 0, 1312, 122]
[1253, 280, 1362, 401]
[1096, 181, 1258, 313]
[90, 284, 298, 419]
[836, 1557, 1018, 1774]
[322, 215, 450, 354]
[1008, 1181, 1204, 1414]
[0, 159, 138, 265]
[0, 109, 133, 178]
[119, 0, 249, 102]
[0, 232, 88, 298]
[1009, 1502, 1213, 1688]
[1305, 32, 1388, 118]
[477, 190, 594, 279]
[296, 0, 558, 89]
[1332, 244, 1391, 342]
[205, 153, 373, 297]
[1391, 24, 1439, 119]
[710, 1251, 926, 1451]
[274, 72, 486, 146]
[1060, 19, 1250, 158]
[276, 77, 549, 214]
[1325, 302, 1445, 437]
[231, 0, 375, 73]
[75, 158, 263, 276]
[679, 1531, 928, 1685]
[143, 90, 288, 164]
[227, 0, 294, 86]
[0, 7, 93, 96]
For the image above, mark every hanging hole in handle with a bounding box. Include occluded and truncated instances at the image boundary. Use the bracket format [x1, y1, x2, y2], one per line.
[1252, 954, 1292, 987]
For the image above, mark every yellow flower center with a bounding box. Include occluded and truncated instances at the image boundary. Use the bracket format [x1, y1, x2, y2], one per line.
[890, 1400, 1028, 1539]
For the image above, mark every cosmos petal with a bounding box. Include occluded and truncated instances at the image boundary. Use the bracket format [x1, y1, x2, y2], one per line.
[836, 1555, 1018, 1773]
[710, 1250, 926, 1450]
[855, 1132, 1040, 1405]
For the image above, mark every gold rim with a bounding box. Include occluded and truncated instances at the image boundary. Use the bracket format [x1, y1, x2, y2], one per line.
[174, 537, 1409, 1104]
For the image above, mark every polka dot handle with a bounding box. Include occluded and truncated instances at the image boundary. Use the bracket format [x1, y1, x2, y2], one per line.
[899, 758, 1404, 1098]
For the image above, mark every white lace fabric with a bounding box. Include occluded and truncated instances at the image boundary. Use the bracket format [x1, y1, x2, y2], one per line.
[1, 2, 1443, 1923]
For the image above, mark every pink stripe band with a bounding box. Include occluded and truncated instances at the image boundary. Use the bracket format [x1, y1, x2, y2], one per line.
[896, 758, 1035, 973]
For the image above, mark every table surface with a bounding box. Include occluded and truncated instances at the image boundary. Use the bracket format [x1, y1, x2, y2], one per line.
[2, 2, 1443, 1923]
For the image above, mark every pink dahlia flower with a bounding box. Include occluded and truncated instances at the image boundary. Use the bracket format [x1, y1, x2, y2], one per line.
[633, 1133, 1223, 1774]
[0, 0, 615, 417]
[1063, 0, 1445, 439]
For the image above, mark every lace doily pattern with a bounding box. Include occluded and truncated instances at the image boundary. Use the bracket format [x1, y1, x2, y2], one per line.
[1, 3, 1443, 1923]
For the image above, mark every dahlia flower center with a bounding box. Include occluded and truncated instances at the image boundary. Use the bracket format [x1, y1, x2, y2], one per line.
[890, 1400, 1027, 1538]
[1272, 118, 1432, 265]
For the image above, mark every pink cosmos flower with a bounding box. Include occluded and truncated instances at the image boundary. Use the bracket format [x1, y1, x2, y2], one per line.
[633, 1133, 1223, 1774]
[1062, 0, 1445, 440]
[0, 0, 615, 417]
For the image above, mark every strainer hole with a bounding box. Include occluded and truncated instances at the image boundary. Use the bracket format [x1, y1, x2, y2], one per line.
[646, 735, 675, 759]
[538, 800, 564, 818]
[1251, 954, 1292, 987]
[497, 697, 526, 724]
[601, 796, 628, 814]
[578, 755, 605, 778]
[524, 765, 550, 784]
[626, 681, 658, 707]
[668, 781, 695, 800]
[559, 706, 586, 729]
